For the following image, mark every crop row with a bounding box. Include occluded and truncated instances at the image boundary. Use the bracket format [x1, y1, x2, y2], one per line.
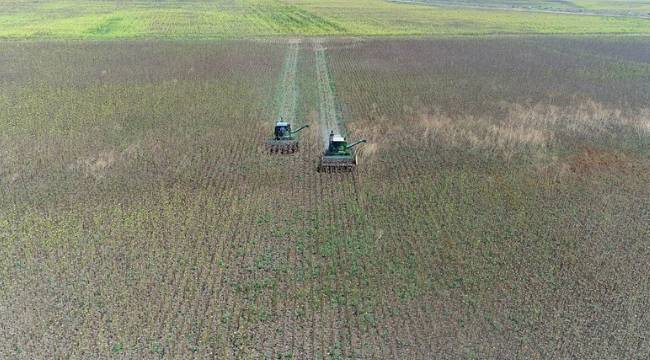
[1, 38, 649, 358]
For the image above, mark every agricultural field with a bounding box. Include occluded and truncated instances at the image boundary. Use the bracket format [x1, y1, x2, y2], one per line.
[1, 36, 649, 358]
[394, 0, 650, 17]
[1, 0, 650, 39]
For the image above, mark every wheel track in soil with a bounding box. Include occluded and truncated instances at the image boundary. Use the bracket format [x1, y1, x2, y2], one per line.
[158, 39, 422, 357]
[162, 41, 302, 356]
[314, 41, 344, 148]
[254, 41, 304, 357]
[210, 40, 309, 358]
[267, 41, 304, 358]
[219, 41, 303, 358]
[163, 40, 389, 356]
[314, 40, 353, 358]
[5, 40, 437, 358]
[251, 40, 340, 357]
[278, 44, 345, 359]
[276, 39, 301, 124]
[332, 44, 416, 357]
[314, 40, 386, 358]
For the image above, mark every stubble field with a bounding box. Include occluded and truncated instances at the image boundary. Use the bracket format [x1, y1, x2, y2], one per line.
[1, 37, 649, 358]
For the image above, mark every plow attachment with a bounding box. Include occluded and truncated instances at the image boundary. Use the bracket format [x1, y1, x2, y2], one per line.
[317, 155, 357, 173]
[265, 139, 299, 154]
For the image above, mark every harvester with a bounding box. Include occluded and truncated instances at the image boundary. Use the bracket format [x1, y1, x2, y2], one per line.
[317, 131, 367, 172]
[265, 119, 309, 153]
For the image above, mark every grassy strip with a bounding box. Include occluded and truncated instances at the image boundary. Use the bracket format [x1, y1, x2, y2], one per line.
[0, 0, 649, 39]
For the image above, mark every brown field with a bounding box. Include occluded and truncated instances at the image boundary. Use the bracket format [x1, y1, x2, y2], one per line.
[1, 37, 649, 358]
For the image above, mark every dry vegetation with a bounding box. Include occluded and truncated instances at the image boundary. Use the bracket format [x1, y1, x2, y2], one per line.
[1, 37, 649, 358]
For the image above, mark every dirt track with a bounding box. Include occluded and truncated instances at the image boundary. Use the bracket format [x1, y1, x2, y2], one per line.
[314, 41, 344, 149]
[276, 39, 301, 124]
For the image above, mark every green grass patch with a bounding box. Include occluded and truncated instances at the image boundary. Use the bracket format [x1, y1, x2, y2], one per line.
[0, 0, 649, 39]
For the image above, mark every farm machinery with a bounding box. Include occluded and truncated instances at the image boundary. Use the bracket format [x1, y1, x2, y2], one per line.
[318, 131, 367, 172]
[265, 119, 310, 153]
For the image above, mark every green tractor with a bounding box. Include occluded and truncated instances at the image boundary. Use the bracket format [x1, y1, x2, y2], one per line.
[318, 131, 367, 172]
[265, 119, 310, 153]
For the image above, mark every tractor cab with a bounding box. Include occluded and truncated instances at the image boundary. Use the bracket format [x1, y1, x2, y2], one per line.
[326, 134, 350, 156]
[274, 121, 292, 140]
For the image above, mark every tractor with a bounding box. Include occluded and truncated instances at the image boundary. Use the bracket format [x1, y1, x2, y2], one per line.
[265, 119, 309, 153]
[318, 131, 367, 172]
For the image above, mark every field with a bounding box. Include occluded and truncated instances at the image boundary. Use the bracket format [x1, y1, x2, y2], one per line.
[1, 37, 649, 358]
[396, 0, 650, 17]
[2, 0, 650, 39]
